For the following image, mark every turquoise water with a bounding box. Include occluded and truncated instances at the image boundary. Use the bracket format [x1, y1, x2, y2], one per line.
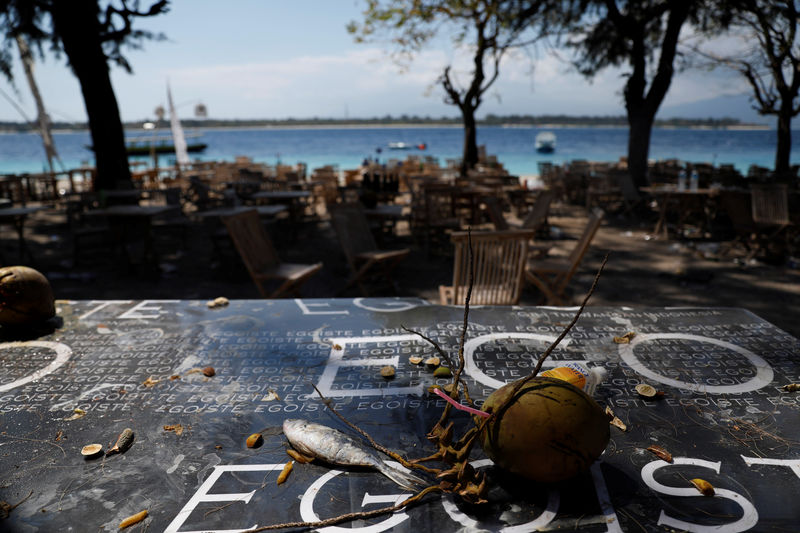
[0, 125, 795, 176]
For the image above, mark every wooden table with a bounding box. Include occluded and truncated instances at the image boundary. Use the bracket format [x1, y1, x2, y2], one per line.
[192, 205, 288, 219]
[251, 189, 313, 222]
[0, 206, 43, 263]
[1, 300, 798, 531]
[363, 204, 410, 243]
[84, 205, 180, 273]
[640, 186, 720, 239]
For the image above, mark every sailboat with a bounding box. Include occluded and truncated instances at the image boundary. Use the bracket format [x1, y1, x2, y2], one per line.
[119, 85, 207, 158]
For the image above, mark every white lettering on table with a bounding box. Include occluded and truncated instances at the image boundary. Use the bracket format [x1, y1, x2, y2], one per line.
[0, 341, 72, 393]
[78, 300, 133, 320]
[118, 300, 180, 319]
[317, 335, 424, 397]
[299, 464, 412, 533]
[640, 457, 758, 532]
[742, 455, 800, 480]
[164, 464, 285, 533]
[353, 298, 424, 313]
[294, 299, 349, 315]
[618, 333, 774, 394]
[463, 333, 571, 390]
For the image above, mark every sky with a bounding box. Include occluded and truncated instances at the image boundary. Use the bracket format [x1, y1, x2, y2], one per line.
[0, 0, 766, 125]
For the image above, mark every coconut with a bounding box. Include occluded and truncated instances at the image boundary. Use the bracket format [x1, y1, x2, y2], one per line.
[0, 266, 55, 326]
[479, 376, 609, 483]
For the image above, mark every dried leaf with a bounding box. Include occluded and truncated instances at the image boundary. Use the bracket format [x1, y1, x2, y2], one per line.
[606, 406, 627, 431]
[119, 509, 148, 529]
[163, 424, 184, 436]
[783, 383, 800, 392]
[332, 344, 342, 351]
[647, 444, 673, 463]
[64, 408, 86, 421]
[169, 375, 181, 381]
[690, 478, 715, 496]
[613, 331, 636, 344]
[142, 376, 160, 388]
[380, 365, 396, 378]
[246, 433, 263, 448]
[276, 460, 294, 484]
[263, 389, 280, 401]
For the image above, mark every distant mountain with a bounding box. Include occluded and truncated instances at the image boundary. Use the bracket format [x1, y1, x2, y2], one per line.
[659, 93, 771, 126]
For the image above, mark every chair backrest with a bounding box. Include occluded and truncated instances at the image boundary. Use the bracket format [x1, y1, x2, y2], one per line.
[221, 209, 280, 275]
[483, 195, 509, 231]
[720, 189, 758, 235]
[449, 229, 535, 305]
[564, 209, 604, 281]
[327, 202, 378, 267]
[520, 189, 556, 230]
[422, 183, 456, 223]
[751, 184, 789, 225]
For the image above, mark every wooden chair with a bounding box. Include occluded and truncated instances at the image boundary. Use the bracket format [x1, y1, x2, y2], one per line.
[525, 208, 604, 305]
[440, 229, 535, 306]
[419, 183, 462, 251]
[221, 209, 322, 298]
[327, 202, 410, 296]
[519, 189, 556, 234]
[483, 195, 509, 230]
[751, 184, 790, 226]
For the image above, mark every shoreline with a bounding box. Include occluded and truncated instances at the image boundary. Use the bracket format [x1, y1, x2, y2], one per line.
[0, 122, 775, 135]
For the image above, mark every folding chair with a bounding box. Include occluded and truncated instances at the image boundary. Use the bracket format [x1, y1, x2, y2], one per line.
[440, 229, 535, 306]
[525, 208, 604, 305]
[327, 202, 410, 296]
[221, 209, 322, 298]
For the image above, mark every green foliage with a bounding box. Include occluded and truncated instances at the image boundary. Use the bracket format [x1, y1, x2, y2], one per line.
[0, 0, 169, 81]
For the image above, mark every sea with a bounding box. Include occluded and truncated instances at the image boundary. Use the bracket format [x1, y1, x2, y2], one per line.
[1, 125, 796, 179]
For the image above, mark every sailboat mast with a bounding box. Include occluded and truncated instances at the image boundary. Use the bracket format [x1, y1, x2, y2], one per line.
[167, 83, 190, 168]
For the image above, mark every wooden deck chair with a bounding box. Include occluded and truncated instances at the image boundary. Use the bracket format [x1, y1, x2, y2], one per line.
[221, 209, 322, 298]
[327, 202, 410, 296]
[483, 195, 509, 230]
[751, 184, 790, 226]
[525, 208, 604, 305]
[440, 229, 535, 305]
[519, 189, 556, 233]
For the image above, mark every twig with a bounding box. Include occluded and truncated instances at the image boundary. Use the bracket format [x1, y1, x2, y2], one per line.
[243, 486, 441, 532]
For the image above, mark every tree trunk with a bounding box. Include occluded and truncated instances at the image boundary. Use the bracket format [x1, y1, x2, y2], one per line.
[51, 0, 131, 191]
[627, 110, 653, 188]
[16, 35, 61, 174]
[774, 102, 793, 176]
[460, 105, 479, 177]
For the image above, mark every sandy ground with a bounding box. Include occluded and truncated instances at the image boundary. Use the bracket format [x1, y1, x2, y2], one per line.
[4, 199, 800, 338]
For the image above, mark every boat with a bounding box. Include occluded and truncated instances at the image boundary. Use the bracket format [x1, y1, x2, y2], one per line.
[387, 142, 427, 150]
[86, 135, 208, 156]
[535, 131, 556, 153]
[122, 134, 207, 156]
